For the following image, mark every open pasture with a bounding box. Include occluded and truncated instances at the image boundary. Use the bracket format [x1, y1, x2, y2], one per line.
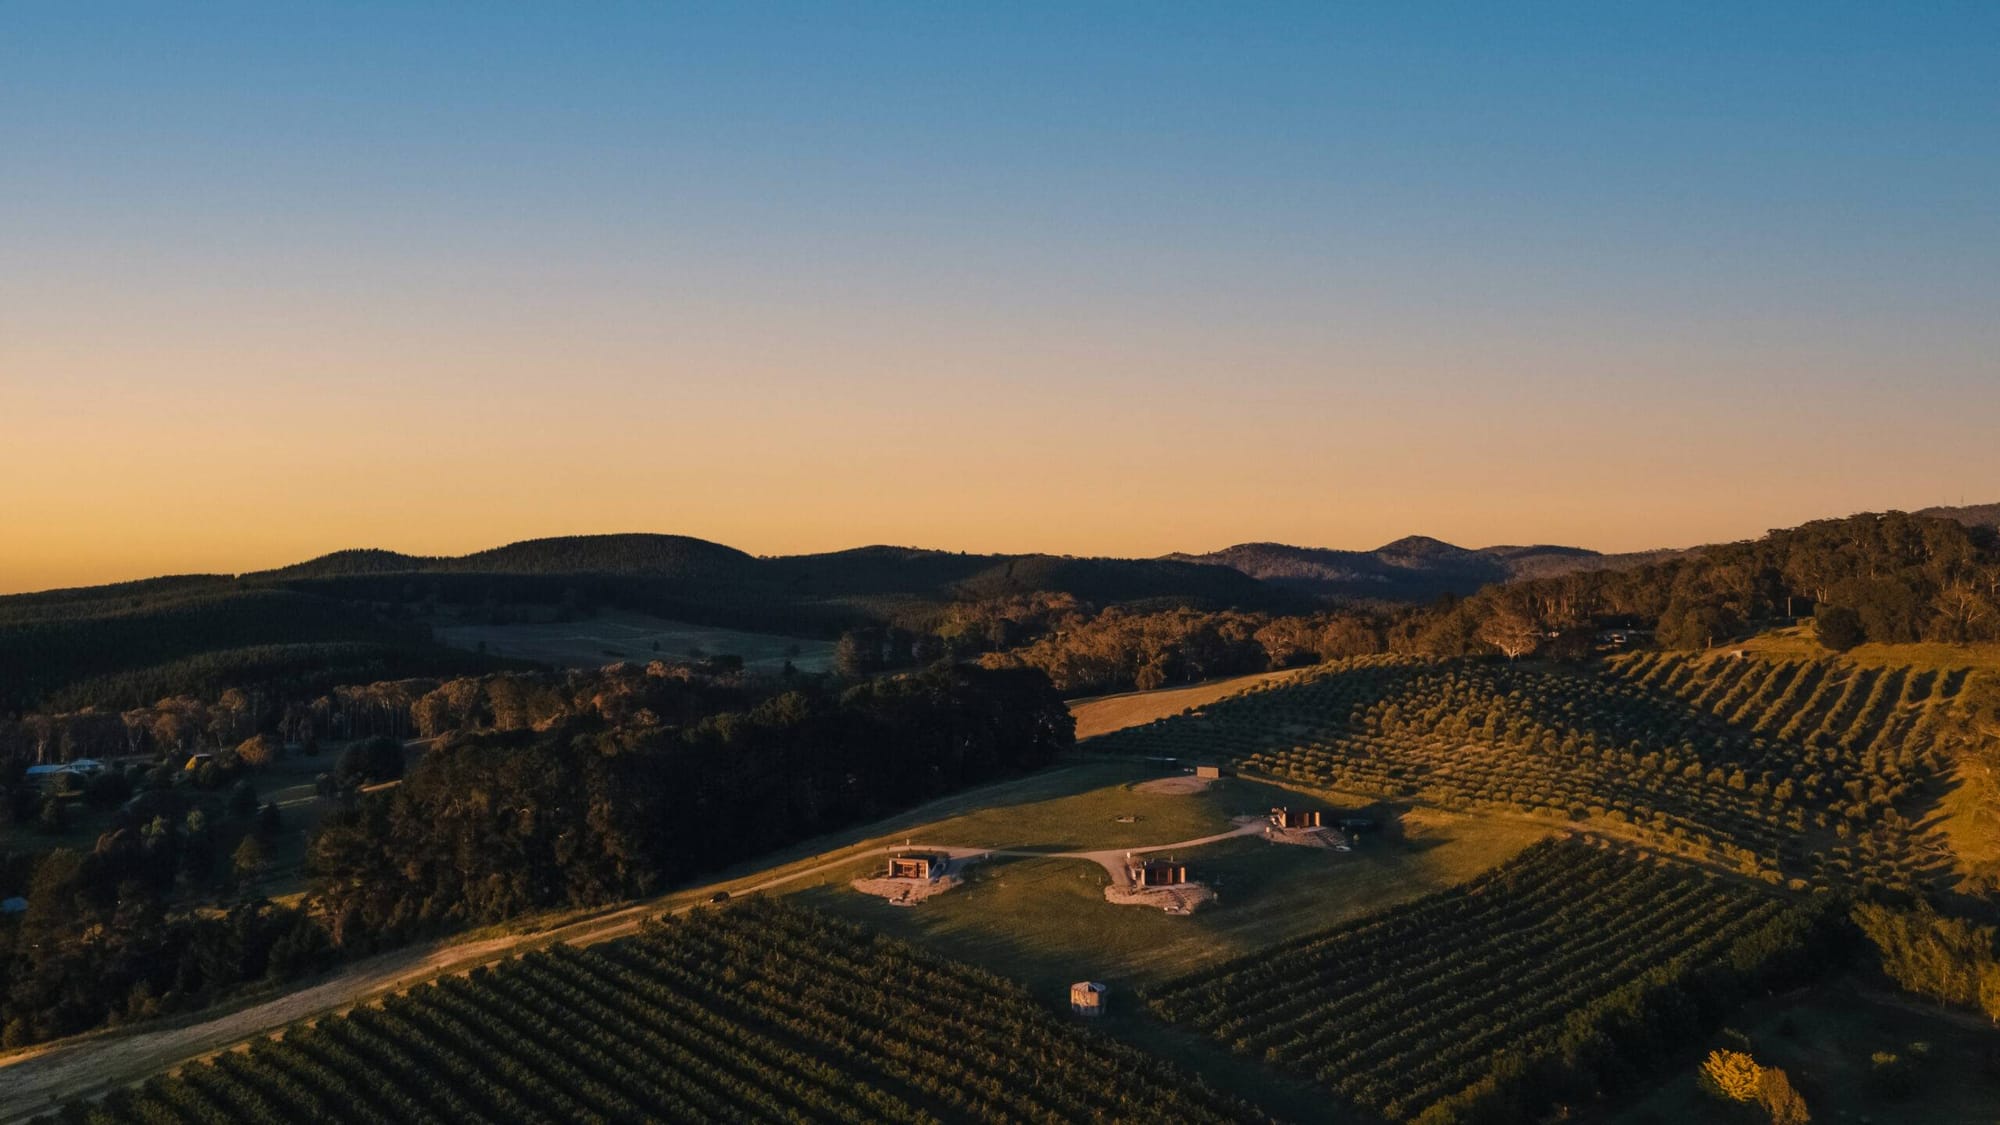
[434, 610, 834, 673]
[791, 783, 1545, 1002]
[1069, 668, 1310, 740]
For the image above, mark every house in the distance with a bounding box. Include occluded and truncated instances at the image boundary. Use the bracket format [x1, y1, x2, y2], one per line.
[1129, 858, 1188, 887]
[888, 852, 945, 881]
[1194, 764, 1223, 780]
[25, 759, 106, 787]
[1069, 980, 1108, 1017]
[1270, 806, 1322, 830]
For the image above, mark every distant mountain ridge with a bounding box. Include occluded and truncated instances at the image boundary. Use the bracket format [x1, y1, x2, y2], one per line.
[254, 531, 1654, 608]
[1166, 538, 1679, 602]
[259, 534, 756, 582]
[251, 533, 1291, 614]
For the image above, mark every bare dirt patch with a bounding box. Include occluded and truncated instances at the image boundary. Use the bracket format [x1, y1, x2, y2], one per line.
[1133, 775, 1215, 796]
[1103, 882, 1216, 915]
[1266, 826, 1347, 850]
[1068, 669, 1309, 740]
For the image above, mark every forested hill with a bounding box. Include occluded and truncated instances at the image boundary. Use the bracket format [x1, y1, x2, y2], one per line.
[256, 534, 758, 581]
[1168, 537, 1676, 601]
[0, 537, 1297, 711]
[1918, 501, 2000, 531]
[262, 536, 1284, 607]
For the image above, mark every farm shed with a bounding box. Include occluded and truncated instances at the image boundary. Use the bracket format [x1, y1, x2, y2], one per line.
[888, 852, 945, 880]
[1069, 981, 1108, 1017]
[1130, 858, 1188, 887]
[1194, 764, 1222, 780]
[1270, 806, 1322, 829]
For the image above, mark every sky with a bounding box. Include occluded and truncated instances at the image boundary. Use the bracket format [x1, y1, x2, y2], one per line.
[3, 3, 1998, 594]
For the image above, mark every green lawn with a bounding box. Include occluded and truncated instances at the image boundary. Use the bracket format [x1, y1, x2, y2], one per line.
[895, 768, 1257, 851]
[793, 802, 1542, 996]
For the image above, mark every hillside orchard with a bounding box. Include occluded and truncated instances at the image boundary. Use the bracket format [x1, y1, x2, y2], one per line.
[46, 902, 1255, 1125]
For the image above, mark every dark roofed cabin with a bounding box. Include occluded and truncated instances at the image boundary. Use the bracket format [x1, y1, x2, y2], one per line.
[889, 853, 945, 880]
[1131, 859, 1188, 887]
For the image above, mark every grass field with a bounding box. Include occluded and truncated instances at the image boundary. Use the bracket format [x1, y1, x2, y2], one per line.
[1732, 624, 2000, 676]
[1616, 978, 2000, 1125]
[780, 768, 1545, 998]
[434, 609, 834, 672]
[1068, 669, 1309, 740]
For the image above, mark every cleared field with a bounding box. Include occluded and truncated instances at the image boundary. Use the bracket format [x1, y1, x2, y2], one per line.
[67, 901, 1256, 1125]
[434, 610, 834, 673]
[1729, 624, 2000, 676]
[1069, 669, 1309, 740]
[1934, 756, 2000, 894]
[787, 770, 1545, 999]
[1148, 838, 1821, 1124]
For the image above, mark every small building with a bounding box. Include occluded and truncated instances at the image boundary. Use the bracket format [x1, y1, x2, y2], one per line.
[24, 760, 104, 787]
[1069, 981, 1108, 1017]
[1130, 858, 1188, 887]
[1194, 764, 1223, 780]
[1270, 806, 1322, 830]
[888, 852, 945, 881]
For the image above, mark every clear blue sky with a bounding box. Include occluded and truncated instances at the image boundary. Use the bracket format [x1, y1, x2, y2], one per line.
[3, 3, 1997, 591]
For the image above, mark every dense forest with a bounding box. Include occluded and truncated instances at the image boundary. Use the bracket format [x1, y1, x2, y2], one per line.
[962, 512, 2000, 695]
[0, 661, 1071, 1048]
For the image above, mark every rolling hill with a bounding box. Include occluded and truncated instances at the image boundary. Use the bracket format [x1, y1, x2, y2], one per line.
[1917, 501, 2000, 531]
[1167, 536, 1677, 602]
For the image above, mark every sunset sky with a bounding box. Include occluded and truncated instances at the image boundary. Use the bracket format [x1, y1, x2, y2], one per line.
[4, 4, 1997, 594]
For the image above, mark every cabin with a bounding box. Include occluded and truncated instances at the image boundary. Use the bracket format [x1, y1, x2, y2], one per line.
[888, 852, 946, 881]
[1130, 858, 1188, 887]
[23, 764, 72, 786]
[1270, 806, 1322, 830]
[25, 760, 104, 788]
[1194, 764, 1223, 780]
[1069, 981, 1108, 1017]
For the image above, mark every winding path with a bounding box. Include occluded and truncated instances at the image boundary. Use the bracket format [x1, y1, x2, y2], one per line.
[897, 815, 1268, 890]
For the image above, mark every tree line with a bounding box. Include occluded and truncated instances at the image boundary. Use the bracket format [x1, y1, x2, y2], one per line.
[0, 660, 1071, 1048]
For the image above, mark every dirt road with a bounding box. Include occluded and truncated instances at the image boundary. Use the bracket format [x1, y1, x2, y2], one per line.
[0, 763, 1115, 1120]
[0, 765, 1266, 1119]
[0, 838, 948, 1119]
